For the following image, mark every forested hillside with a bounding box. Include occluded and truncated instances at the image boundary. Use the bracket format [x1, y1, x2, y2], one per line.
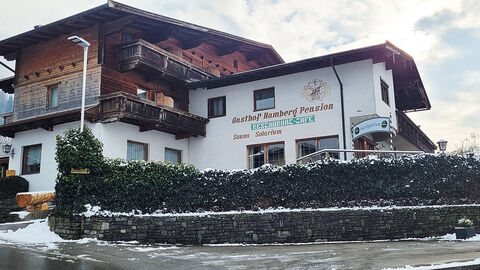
[0, 92, 13, 124]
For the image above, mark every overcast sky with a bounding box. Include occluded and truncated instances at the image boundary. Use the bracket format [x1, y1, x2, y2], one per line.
[1, 0, 479, 151]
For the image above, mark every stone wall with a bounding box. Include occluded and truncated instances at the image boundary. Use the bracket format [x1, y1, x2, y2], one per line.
[48, 205, 480, 245]
[0, 198, 22, 223]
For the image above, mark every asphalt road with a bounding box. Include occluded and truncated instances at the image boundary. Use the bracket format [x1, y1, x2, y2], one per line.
[1, 239, 480, 270]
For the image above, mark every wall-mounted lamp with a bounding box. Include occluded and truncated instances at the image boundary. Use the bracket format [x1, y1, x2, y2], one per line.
[2, 144, 14, 158]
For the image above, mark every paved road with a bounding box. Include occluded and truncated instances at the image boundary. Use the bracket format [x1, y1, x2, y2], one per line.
[1, 239, 480, 269]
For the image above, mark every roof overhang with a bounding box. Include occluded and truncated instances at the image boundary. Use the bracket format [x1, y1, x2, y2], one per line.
[0, 1, 284, 65]
[0, 107, 97, 137]
[188, 41, 431, 112]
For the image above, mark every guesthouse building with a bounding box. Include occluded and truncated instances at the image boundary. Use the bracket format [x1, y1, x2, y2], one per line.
[0, 1, 436, 191]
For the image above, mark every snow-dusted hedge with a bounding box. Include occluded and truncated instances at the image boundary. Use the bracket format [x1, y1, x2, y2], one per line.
[54, 128, 480, 215]
[0, 176, 28, 199]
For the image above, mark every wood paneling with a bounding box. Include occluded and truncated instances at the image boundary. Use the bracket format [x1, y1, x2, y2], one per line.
[101, 67, 189, 111]
[15, 26, 99, 86]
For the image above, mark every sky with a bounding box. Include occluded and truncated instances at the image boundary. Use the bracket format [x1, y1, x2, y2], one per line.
[0, 0, 479, 151]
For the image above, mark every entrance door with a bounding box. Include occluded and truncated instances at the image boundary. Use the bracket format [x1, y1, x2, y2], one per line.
[0, 157, 8, 178]
[354, 137, 376, 158]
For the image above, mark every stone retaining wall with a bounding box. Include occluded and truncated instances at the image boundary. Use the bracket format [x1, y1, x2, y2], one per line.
[48, 205, 480, 245]
[0, 198, 22, 223]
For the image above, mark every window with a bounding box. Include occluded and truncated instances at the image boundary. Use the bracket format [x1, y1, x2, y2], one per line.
[208, 96, 226, 118]
[46, 84, 59, 108]
[127, 140, 148, 161]
[122, 32, 136, 43]
[173, 98, 181, 109]
[297, 136, 339, 160]
[381, 79, 389, 106]
[254, 88, 275, 111]
[137, 88, 147, 99]
[248, 142, 285, 169]
[22, 144, 42, 175]
[165, 148, 181, 164]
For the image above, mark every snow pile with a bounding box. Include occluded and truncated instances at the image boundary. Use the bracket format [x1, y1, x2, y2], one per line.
[383, 258, 480, 269]
[9, 211, 30, 219]
[0, 219, 64, 245]
[438, 233, 480, 241]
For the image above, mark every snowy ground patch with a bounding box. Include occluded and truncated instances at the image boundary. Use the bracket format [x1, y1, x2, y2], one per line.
[438, 233, 480, 241]
[0, 219, 64, 245]
[383, 258, 480, 269]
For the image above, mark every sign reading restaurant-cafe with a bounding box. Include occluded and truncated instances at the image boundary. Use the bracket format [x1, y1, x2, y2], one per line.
[352, 117, 390, 140]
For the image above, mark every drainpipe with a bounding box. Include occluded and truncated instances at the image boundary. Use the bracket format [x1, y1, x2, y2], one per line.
[330, 57, 347, 160]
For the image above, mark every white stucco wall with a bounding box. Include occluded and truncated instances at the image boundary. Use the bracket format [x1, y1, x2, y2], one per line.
[372, 62, 397, 131]
[188, 59, 391, 170]
[8, 121, 188, 191]
[7, 58, 403, 191]
[97, 122, 189, 162]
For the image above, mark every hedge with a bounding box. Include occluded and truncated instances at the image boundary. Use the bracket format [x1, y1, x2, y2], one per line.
[0, 176, 28, 200]
[54, 128, 480, 215]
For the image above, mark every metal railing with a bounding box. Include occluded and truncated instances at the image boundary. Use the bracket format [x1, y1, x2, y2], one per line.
[296, 149, 425, 165]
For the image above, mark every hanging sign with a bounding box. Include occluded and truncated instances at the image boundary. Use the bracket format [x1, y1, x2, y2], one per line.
[352, 117, 390, 140]
[71, 169, 90, 174]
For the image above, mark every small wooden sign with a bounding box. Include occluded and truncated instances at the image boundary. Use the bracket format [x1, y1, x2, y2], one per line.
[6, 170, 15, 177]
[70, 169, 90, 174]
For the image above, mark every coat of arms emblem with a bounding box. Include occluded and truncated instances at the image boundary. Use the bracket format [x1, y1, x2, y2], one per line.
[302, 79, 330, 102]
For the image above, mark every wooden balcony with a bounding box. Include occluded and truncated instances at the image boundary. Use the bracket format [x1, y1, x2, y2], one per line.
[97, 92, 209, 137]
[119, 39, 213, 83]
[397, 110, 436, 153]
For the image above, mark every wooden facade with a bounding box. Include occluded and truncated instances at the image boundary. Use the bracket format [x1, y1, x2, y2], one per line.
[396, 110, 436, 153]
[0, 1, 284, 138]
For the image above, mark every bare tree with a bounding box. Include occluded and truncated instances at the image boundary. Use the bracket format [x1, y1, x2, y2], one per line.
[451, 133, 480, 156]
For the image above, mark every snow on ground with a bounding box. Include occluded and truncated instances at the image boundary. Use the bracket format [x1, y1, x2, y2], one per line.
[0, 219, 64, 244]
[382, 258, 480, 269]
[0, 219, 67, 250]
[127, 246, 179, 252]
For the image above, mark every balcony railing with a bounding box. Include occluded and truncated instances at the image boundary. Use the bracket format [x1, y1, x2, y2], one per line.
[119, 39, 212, 83]
[98, 92, 209, 137]
[397, 110, 436, 153]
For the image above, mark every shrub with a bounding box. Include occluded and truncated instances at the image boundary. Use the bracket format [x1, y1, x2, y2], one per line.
[458, 217, 474, 227]
[54, 128, 480, 215]
[0, 176, 29, 199]
[54, 127, 105, 214]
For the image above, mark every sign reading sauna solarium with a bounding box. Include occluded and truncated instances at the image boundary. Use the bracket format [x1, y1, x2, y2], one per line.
[232, 79, 335, 140]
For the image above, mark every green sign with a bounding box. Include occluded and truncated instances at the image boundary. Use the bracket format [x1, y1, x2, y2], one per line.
[251, 115, 315, 130]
